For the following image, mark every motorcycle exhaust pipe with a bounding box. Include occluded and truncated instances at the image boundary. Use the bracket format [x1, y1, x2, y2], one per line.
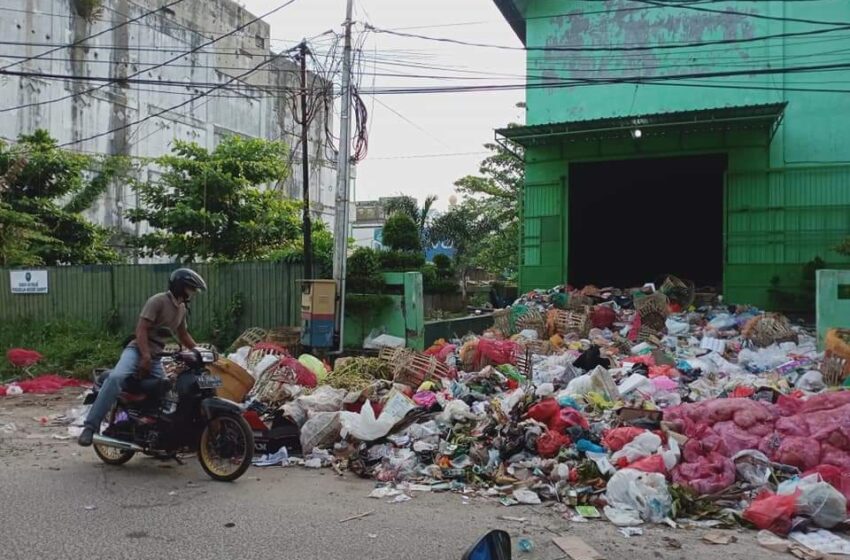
[92, 434, 144, 452]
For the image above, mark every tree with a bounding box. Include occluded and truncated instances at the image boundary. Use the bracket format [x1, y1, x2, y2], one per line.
[451, 124, 523, 277]
[0, 130, 125, 266]
[383, 212, 422, 253]
[127, 136, 299, 261]
[430, 204, 494, 300]
[383, 194, 437, 246]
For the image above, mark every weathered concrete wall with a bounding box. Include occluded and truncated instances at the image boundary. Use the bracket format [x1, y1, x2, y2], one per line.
[0, 0, 339, 247]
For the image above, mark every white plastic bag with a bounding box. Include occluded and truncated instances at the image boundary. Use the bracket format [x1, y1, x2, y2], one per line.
[227, 346, 251, 369]
[500, 388, 525, 414]
[300, 412, 341, 451]
[732, 450, 772, 487]
[253, 354, 280, 378]
[297, 386, 346, 415]
[611, 432, 662, 464]
[339, 401, 396, 442]
[791, 475, 847, 529]
[563, 374, 593, 397]
[605, 468, 672, 524]
[438, 400, 476, 423]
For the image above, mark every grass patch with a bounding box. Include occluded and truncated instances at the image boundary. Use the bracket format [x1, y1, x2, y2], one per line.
[0, 319, 123, 382]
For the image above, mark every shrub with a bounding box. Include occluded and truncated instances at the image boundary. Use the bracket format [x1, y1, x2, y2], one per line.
[347, 247, 385, 293]
[379, 250, 425, 272]
[383, 213, 421, 252]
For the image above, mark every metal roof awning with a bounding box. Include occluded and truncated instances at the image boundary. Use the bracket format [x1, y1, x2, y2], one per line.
[497, 102, 788, 147]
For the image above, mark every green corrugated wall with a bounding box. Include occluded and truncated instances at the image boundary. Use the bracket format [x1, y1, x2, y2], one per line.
[0, 262, 303, 333]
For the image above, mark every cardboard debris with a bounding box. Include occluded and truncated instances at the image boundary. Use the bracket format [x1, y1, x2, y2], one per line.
[553, 537, 605, 560]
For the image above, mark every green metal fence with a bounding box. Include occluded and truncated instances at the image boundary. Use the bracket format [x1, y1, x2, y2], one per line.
[0, 262, 303, 334]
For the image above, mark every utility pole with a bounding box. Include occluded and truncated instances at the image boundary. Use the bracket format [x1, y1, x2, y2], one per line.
[332, 0, 354, 352]
[299, 40, 313, 280]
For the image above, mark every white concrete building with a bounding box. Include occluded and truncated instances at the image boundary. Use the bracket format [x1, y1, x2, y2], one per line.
[0, 0, 340, 248]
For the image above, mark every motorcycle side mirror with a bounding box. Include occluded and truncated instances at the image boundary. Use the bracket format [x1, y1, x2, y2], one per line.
[462, 530, 512, 560]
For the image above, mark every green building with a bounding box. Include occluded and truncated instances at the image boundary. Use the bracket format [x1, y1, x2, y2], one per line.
[493, 0, 850, 309]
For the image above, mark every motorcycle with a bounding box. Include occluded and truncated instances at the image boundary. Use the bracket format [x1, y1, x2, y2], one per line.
[84, 348, 254, 482]
[463, 531, 511, 560]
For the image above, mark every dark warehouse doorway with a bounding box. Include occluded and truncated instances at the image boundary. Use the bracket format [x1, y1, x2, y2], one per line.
[567, 153, 727, 290]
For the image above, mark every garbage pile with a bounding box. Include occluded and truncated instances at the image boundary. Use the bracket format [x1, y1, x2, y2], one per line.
[230, 280, 850, 538]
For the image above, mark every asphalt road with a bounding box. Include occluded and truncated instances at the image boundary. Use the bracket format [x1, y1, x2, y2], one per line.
[0, 391, 781, 560]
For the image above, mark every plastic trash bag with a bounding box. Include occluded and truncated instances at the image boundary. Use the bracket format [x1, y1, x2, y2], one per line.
[605, 468, 672, 523]
[537, 430, 571, 458]
[611, 432, 662, 464]
[339, 401, 397, 442]
[300, 412, 341, 451]
[784, 474, 848, 529]
[733, 450, 772, 487]
[603, 427, 647, 452]
[438, 399, 477, 423]
[744, 490, 799, 535]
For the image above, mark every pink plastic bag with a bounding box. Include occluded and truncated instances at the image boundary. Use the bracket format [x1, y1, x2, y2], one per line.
[671, 451, 736, 495]
[413, 391, 437, 408]
[629, 454, 667, 474]
[743, 490, 799, 535]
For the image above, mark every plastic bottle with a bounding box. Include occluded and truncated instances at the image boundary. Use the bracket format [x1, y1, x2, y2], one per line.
[518, 538, 534, 553]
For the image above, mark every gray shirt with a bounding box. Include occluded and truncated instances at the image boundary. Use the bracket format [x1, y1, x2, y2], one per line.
[128, 292, 187, 356]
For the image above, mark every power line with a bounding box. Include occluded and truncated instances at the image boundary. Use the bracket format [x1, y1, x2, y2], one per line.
[636, 0, 850, 27]
[0, 0, 188, 72]
[367, 22, 850, 52]
[58, 45, 286, 149]
[0, 0, 302, 114]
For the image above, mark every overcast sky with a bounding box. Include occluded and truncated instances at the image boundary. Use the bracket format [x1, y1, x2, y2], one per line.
[242, 0, 525, 210]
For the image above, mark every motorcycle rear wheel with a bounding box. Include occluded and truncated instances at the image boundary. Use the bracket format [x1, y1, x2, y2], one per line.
[93, 443, 136, 465]
[198, 413, 254, 482]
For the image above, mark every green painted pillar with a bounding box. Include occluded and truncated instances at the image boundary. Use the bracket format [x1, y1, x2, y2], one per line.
[816, 270, 850, 349]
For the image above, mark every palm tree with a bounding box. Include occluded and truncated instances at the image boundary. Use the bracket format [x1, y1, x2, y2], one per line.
[382, 194, 437, 246]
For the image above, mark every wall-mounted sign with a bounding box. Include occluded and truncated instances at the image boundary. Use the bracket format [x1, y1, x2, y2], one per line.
[10, 270, 48, 294]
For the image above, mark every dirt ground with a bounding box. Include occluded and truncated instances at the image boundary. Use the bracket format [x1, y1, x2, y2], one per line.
[0, 388, 823, 560]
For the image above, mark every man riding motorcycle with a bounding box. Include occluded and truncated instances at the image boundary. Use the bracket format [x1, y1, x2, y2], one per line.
[78, 268, 207, 447]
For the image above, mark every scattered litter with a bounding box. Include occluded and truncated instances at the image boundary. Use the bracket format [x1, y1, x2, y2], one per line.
[224, 522, 235, 528]
[619, 527, 643, 538]
[389, 494, 411, 504]
[702, 531, 737, 545]
[575, 505, 601, 519]
[518, 537, 535, 553]
[552, 536, 605, 560]
[369, 486, 401, 499]
[1, 423, 17, 434]
[83, 505, 96, 511]
[789, 530, 850, 556]
[252, 447, 290, 467]
[500, 516, 528, 523]
[512, 489, 542, 505]
[339, 511, 374, 523]
[168, 491, 178, 497]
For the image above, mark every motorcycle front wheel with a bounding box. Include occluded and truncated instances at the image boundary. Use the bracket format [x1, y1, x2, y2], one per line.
[198, 413, 254, 482]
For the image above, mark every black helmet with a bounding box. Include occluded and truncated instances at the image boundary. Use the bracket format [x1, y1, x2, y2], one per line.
[169, 268, 207, 300]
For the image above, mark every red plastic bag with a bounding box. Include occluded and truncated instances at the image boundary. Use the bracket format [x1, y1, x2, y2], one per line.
[671, 451, 736, 495]
[603, 427, 646, 452]
[743, 490, 799, 535]
[279, 357, 317, 388]
[537, 430, 572, 458]
[6, 348, 43, 368]
[590, 306, 616, 329]
[549, 407, 589, 433]
[628, 454, 667, 474]
[15, 374, 84, 395]
[526, 398, 560, 424]
[0, 386, 6, 397]
[474, 338, 519, 368]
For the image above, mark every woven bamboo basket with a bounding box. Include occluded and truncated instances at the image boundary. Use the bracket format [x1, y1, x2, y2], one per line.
[378, 346, 414, 365]
[231, 327, 268, 350]
[555, 307, 591, 337]
[612, 335, 633, 355]
[515, 309, 546, 338]
[660, 275, 696, 308]
[493, 309, 511, 336]
[822, 352, 849, 386]
[742, 314, 798, 348]
[567, 294, 594, 311]
[393, 352, 451, 388]
[515, 348, 532, 377]
[266, 326, 301, 350]
[635, 292, 669, 318]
